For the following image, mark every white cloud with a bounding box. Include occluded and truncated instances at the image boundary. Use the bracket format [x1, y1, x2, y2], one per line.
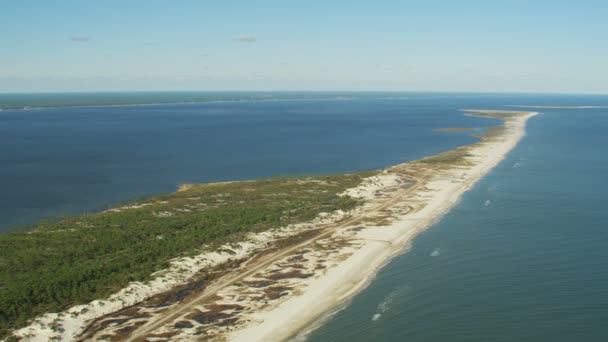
[232, 35, 256, 43]
[69, 35, 91, 42]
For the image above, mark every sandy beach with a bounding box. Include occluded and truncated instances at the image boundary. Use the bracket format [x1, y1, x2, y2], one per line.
[227, 110, 538, 341]
[11, 110, 537, 342]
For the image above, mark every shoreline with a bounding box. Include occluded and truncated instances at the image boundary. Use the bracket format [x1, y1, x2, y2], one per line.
[506, 105, 608, 109]
[0, 93, 413, 112]
[230, 110, 538, 341]
[9, 110, 538, 341]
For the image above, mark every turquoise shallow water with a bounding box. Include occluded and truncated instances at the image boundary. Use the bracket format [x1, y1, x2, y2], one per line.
[308, 107, 608, 341]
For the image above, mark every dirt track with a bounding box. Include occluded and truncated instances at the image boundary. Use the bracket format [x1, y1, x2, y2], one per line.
[120, 174, 422, 342]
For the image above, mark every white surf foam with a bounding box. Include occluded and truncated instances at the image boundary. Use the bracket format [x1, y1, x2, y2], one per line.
[371, 286, 409, 322]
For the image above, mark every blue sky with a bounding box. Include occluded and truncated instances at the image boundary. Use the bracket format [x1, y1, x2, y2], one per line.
[1, 0, 607, 93]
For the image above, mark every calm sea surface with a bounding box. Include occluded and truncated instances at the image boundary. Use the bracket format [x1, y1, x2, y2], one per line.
[308, 103, 608, 341]
[2, 92, 608, 340]
[0, 92, 505, 230]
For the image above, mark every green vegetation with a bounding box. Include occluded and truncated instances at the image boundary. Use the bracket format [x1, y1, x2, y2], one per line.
[464, 109, 528, 120]
[433, 127, 476, 133]
[463, 110, 530, 141]
[422, 112, 521, 164]
[419, 147, 472, 165]
[0, 172, 374, 337]
[475, 125, 506, 141]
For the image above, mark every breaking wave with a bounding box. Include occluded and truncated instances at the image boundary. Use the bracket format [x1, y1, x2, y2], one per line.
[371, 286, 409, 322]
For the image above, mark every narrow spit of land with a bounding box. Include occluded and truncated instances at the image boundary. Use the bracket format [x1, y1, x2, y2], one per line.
[1, 174, 372, 340]
[507, 105, 608, 109]
[432, 127, 476, 132]
[6, 109, 537, 342]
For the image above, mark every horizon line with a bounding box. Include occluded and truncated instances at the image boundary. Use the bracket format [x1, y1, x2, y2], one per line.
[1, 89, 607, 96]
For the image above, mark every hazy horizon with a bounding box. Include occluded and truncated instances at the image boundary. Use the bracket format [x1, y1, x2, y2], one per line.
[1, 90, 607, 95]
[2, 1, 607, 93]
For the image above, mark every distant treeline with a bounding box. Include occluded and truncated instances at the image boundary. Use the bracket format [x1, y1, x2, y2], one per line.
[0, 91, 414, 110]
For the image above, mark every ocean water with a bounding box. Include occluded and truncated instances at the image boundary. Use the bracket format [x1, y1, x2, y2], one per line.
[0, 93, 505, 230]
[2, 92, 608, 340]
[0, 92, 405, 110]
[308, 105, 608, 341]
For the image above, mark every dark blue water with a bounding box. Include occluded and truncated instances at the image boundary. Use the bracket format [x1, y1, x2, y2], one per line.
[0, 95, 497, 230]
[309, 106, 608, 341]
[1, 93, 606, 232]
[2, 92, 608, 340]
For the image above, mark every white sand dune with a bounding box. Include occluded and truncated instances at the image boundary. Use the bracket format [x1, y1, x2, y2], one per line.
[229, 111, 538, 341]
[11, 110, 537, 342]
